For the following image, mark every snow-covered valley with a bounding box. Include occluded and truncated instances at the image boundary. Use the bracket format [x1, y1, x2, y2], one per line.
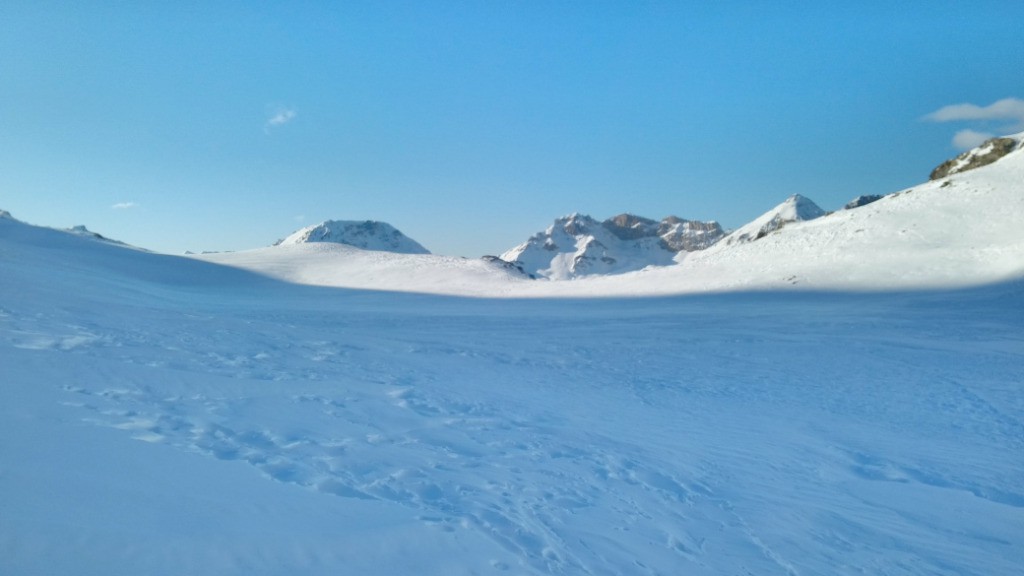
[2, 205, 1023, 575]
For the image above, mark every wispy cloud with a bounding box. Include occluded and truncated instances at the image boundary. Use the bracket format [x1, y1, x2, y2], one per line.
[924, 98, 1024, 123]
[111, 202, 138, 210]
[924, 97, 1024, 150]
[265, 108, 297, 132]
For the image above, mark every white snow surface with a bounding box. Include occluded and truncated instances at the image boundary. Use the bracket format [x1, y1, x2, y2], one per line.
[198, 242, 530, 297]
[277, 219, 430, 254]
[2, 210, 1023, 576]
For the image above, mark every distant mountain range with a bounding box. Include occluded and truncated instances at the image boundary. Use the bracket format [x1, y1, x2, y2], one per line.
[2, 132, 1022, 294]
[495, 214, 723, 280]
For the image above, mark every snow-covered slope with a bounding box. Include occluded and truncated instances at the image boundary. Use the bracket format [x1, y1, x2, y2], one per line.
[277, 219, 430, 254]
[500, 213, 725, 279]
[666, 133, 1024, 291]
[2, 208, 1022, 575]
[196, 242, 532, 296]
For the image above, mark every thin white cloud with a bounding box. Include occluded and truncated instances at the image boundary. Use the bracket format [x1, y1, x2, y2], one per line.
[111, 202, 138, 210]
[924, 98, 1024, 123]
[951, 129, 995, 151]
[923, 97, 1024, 150]
[265, 108, 297, 131]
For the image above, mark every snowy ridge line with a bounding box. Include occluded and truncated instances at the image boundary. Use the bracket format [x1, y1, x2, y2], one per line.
[193, 133, 1024, 295]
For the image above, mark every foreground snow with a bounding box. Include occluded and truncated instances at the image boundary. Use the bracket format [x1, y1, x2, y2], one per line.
[2, 216, 1022, 575]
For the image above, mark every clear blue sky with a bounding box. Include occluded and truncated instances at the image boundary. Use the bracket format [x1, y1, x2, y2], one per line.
[2, 1, 1022, 256]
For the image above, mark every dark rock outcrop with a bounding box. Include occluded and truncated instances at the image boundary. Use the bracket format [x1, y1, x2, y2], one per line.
[930, 137, 1018, 180]
[844, 195, 884, 210]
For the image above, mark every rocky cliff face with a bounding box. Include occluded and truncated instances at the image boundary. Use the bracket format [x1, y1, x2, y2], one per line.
[930, 137, 1020, 180]
[657, 217, 727, 251]
[501, 213, 725, 279]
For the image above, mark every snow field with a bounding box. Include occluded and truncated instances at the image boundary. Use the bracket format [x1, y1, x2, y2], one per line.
[2, 217, 1022, 574]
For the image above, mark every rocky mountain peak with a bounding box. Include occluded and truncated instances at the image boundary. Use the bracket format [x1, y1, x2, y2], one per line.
[722, 194, 826, 246]
[276, 220, 430, 254]
[501, 212, 726, 279]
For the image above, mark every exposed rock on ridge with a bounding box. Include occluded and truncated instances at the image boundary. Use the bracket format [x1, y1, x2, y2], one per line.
[844, 195, 884, 210]
[501, 213, 725, 279]
[930, 136, 1020, 180]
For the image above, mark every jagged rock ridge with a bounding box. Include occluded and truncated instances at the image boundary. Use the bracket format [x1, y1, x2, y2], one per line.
[276, 220, 430, 254]
[501, 213, 725, 280]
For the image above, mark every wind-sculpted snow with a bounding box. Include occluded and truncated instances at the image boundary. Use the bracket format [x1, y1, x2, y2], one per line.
[2, 216, 1023, 575]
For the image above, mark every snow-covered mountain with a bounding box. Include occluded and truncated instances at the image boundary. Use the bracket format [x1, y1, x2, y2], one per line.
[719, 194, 826, 246]
[276, 220, 430, 254]
[7, 132, 1023, 297]
[189, 132, 1023, 295]
[500, 213, 725, 279]
[660, 131, 1024, 292]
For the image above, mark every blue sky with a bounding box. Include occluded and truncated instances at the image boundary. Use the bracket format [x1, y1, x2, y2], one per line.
[2, 1, 1022, 256]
